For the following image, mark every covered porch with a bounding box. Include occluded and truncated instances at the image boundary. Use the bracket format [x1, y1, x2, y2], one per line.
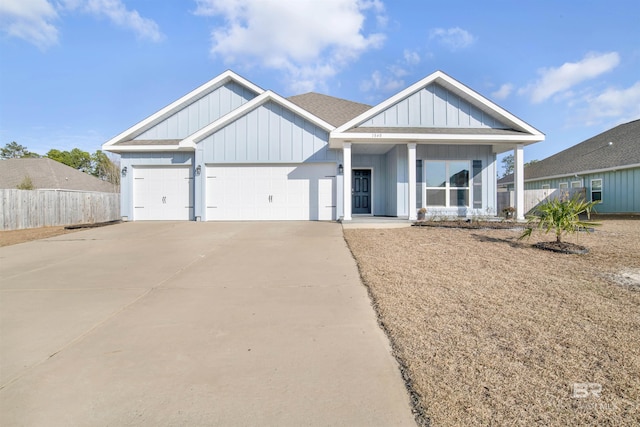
[335, 140, 530, 222]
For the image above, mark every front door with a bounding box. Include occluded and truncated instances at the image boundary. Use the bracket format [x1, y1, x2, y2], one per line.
[352, 170, 371, 214]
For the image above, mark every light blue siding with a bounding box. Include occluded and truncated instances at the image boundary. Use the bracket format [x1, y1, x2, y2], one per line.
[199, 101, 336, 164]
[361, 83, 507, 129]
[525, 167, 640, 213]
[119, 152, 194, 219]
[135, 81, 258, 140]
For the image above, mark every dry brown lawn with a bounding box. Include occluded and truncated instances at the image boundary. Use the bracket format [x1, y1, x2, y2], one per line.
[0, 226, 80, 247]
[344, 219, 640, 426]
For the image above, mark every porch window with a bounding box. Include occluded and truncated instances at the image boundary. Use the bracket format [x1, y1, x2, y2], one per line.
[559, 182, 568, 189]
[571, 180, 583, 188]
[425, 161, 469, 207]
[591, 179, 602, 202]
[541, 184, 550, 190]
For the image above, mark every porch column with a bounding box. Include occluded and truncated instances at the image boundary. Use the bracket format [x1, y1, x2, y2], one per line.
[514, 144, 525, 220]
[407, 143, 417, 220]
[343, 143, 352, 221]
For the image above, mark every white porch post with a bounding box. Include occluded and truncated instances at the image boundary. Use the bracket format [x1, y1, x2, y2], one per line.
[514, 144, 525, 220]
[407, 143, 417, 220]
[343, 143, 352, 221]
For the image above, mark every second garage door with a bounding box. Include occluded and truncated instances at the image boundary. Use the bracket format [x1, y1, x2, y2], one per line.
[206, 164, 336, 221]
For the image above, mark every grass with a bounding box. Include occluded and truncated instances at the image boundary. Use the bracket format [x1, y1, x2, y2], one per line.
[344, 219, 640, 426]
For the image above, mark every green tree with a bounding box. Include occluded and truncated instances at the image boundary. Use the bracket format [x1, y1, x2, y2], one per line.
[501, 154, 514, 177]
[501, 155, 539, 177]
[46, 148, 92, 173]
[1, 141, 40, 159]
[519, 194, 599, 243]
[91, 150, 120, 187]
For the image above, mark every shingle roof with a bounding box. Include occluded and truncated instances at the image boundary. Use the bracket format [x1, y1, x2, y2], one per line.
[0, 158, 118, 192]
[287, 92, 372, 127]
[498, 119, 640, 184]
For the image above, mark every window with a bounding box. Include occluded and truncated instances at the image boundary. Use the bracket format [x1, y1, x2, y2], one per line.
[559, 182, 568, 189]
[541, 184, 550, 190]
[591, 179, 602, 202]
[425, 161, 470, 207]
[571, 180, 583, 188]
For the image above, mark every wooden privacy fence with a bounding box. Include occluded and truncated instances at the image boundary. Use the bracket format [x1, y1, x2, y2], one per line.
[0, 189, 120, 231]
[497, 188, 587, 216]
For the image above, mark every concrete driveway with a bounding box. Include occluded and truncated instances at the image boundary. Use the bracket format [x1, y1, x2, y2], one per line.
[0, 222, 414, 426]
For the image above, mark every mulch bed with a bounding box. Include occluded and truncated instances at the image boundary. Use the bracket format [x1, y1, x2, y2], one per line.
[413, 220, 522, 230]
[534, 240, 589, 254]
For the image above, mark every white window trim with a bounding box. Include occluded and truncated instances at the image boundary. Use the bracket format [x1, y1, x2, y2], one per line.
[424, 160, 471, 208]
[571, 180, 583, 188]
[541, 184, 550, 190]
[591, 178, 603, 203]
[559, 182, 569, 189]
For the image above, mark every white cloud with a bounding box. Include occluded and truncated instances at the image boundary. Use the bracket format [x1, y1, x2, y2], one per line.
[194, 0, 386, 92]
[581, 81, 640, 126]
[521, 52, 620, 103]
[491, 83, 513, 100]
[403, 49, 420, 65]
[0, 0, 59, 49]
[63, 0, 163, 42]
[0, 0, 162, 48]
[429, 27, 475, 51]
[360, 69, 403, 93]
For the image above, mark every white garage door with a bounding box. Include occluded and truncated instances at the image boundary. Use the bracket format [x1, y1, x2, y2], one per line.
[133, 166, 193, 220]
[206, 164, 336, 221]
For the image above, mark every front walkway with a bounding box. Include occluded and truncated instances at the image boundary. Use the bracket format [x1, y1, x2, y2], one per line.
[0, 222, 414, 426]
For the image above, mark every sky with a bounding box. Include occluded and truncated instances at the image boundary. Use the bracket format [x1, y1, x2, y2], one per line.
[1, 0, 639, 174]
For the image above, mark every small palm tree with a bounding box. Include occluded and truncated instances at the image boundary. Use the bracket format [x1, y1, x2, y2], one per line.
[520, 193, 599, 243]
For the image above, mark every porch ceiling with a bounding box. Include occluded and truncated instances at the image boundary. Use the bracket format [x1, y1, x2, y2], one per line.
[351, 144, 396, 155]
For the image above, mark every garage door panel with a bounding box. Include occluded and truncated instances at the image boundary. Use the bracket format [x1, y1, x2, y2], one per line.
[133, 167, 193, 221]
[206, 164, 336, 221]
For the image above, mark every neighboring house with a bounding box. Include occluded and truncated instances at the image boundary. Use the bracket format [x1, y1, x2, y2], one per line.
[102, 70, 544, 221]
[498, 119, 640, 213]
[0, 158, 117, 193]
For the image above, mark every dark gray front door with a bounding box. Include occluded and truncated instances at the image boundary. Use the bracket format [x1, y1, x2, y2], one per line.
[352, 170, 371, 214]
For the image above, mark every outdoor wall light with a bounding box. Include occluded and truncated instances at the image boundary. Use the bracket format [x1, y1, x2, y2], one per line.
[121, 166, 127, 177]
[196, 165, 202, 175]
[338, 164, 344, 175]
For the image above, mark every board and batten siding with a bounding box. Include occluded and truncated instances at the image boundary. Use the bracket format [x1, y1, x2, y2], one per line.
[119, 152, 194, 220]
[135, 81, 258, 140]
[198, 101, 337, 164]
[525, 167, 640, 213]
[360, 83, 508, 129]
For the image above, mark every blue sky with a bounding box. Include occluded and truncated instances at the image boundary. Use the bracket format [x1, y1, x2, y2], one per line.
[1, 0, 638, 173]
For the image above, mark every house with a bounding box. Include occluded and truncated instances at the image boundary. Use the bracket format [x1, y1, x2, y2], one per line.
[102, 70, 544, 221]
[0, 158, 117, 193]
[498, 119, 640, 214]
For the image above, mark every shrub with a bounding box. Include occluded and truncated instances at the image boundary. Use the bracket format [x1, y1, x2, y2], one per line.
[520, 193, 599, 243]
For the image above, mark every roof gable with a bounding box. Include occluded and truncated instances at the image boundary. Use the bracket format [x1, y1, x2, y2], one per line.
[180, 90, 335, 148]
[103, 70, 264, 150]
[334, 71, 543, 136]
[360, 82, 509, 129]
